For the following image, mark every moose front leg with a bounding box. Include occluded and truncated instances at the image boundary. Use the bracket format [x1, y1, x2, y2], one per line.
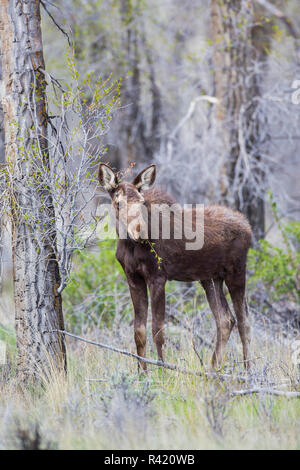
[149, 278, 166, 362]
[127, 273, 148, 371]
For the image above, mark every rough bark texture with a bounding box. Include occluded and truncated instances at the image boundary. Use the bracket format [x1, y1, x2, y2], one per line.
[0, 59, 4, 164]
[0, 0, 66, 383]
[210, 0, 266, 240]
[0, 51, 3, 294]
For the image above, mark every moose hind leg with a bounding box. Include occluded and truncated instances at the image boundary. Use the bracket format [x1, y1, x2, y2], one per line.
[201, 279, 236, 369]
[226, 280, 251, 369]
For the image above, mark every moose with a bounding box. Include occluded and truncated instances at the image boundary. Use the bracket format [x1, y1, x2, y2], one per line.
[99, 163, 252, 370]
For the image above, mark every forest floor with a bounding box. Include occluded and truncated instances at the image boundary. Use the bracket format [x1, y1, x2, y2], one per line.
[0, 289, 300, 450]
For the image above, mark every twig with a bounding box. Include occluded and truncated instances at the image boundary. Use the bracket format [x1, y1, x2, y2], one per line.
[40, 0, 72, 47]
[254, 0, 299, 39]
[233, 356, 262, 365]
[192, 338, 204, 367]
[168, 312, 213, 349]
[38, 67, 66, 93]
[85, 379, 108, 382]
[232, 388, 300, 398]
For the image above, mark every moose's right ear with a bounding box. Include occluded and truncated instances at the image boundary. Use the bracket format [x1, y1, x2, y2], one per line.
[98, 164, 118, 192]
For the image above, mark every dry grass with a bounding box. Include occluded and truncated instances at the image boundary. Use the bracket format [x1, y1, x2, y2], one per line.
[0, 313, 300, 450]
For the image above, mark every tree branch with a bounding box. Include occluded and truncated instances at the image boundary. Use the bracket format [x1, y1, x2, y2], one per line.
[232, 388, 300, 398]
[40, 0, 72, 47]
[170, 96, 219, 141]
[254, 0, 299, 39]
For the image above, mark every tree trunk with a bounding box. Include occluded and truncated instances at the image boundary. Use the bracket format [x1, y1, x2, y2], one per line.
[120, 0, 147, 165]
[0, 58, 4, 165]
[0, 48, 4, 295]
[0, 0, 66, 383]
[210, 0, 267, 240]
[120, 0, 161, 167]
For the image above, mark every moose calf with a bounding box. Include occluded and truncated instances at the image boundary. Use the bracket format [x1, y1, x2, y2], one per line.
[99, 164, 252, 370]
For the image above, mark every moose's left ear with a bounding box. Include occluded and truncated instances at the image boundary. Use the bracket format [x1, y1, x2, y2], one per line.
[133, 165, 156, 191]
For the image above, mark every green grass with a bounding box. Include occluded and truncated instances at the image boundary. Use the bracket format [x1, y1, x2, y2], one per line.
[0, 234, 299, 450]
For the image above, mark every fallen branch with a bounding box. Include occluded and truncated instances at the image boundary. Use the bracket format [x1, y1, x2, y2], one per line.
[86, 378, 108, 383]
[55, 329, 247, 383]
[232, 388, 300, 399]
[56, 329, 199, 375]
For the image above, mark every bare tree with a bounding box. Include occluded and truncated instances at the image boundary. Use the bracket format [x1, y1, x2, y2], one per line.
[0, 0, 66, 382]
[0, 0, 118, 382]
[42, 1, 300, 225]
[51, 0, 163, 169]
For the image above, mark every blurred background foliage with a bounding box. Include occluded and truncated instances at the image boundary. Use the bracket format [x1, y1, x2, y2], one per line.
[40, 0, 300, 332]
[0, 1, 299, 450]
[1, 0, 300, 339]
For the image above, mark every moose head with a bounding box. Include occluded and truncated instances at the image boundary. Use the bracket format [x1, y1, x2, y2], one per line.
[98, 163, 156, 242]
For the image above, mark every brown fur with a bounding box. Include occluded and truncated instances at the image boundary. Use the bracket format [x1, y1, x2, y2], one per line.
[99, 164, 253, 370]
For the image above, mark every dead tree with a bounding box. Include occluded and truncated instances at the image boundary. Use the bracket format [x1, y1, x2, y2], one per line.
[0, 0, 66, 383]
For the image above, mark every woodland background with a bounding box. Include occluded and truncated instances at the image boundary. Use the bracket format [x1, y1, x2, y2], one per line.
[0, 0, 299, 450]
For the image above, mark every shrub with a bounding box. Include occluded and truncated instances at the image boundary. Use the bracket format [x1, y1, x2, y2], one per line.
[63, 240, 131, 330]
[248, 193, 300, 303]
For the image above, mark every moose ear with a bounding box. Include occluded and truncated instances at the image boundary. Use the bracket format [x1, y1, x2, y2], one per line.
[133, 165, 156, 191]
[98, 164, 118, 192]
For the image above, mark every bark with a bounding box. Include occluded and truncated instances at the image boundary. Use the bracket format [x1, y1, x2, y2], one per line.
[210, 0, 268, 240]
[0, 216, 2, 295]
[0, 0, 66, 383]
[0, 60, 4, 164]
[0, 49, 4, 294]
